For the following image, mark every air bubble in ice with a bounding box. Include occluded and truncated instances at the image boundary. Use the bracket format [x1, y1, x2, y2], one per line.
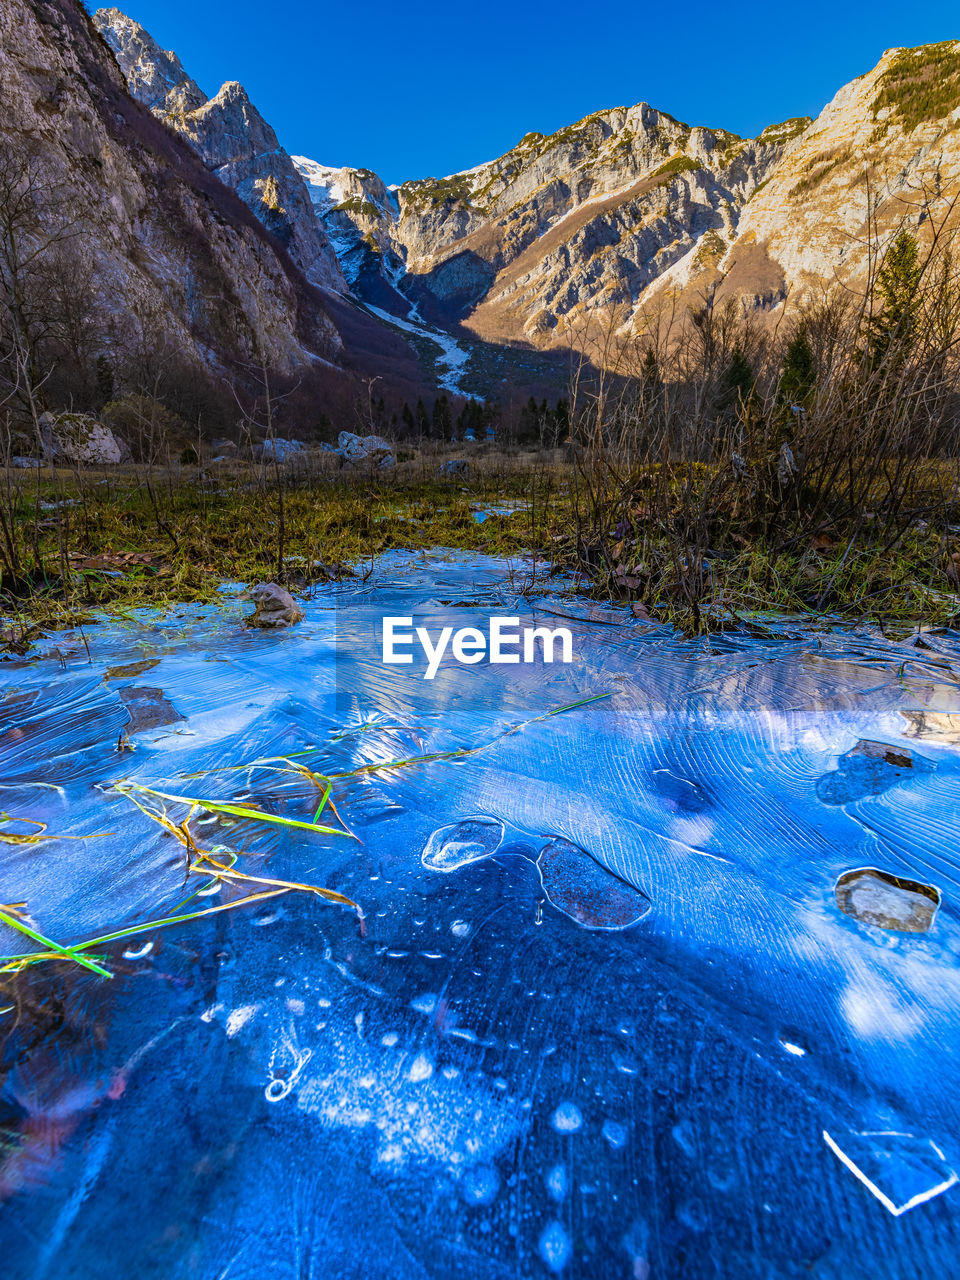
[539, 1221, 572, 1272]
[602, 1120, 628, 1149]
[451, 919, 471, 937]
[546, 1164, 568, 1200]
[461, 1163, 500, 1205]
[780, 1039, 806, 1057]
[122, 939, 153, 960]
[408, 1054, 433, 1082]
[422, 816, 504, 871]
[551, 1102, 583, 1133]
[225, 1005, 258, 1038]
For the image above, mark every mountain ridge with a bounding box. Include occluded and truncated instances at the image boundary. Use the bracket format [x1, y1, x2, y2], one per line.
[80, 14, 960, 380]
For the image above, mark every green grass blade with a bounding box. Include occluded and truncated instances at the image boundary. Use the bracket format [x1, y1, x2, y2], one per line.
[0, 908, 113, 978]
[112, 783, 354, 838]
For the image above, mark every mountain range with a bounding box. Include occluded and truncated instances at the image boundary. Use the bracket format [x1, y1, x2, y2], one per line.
[3, 0, 959, 411]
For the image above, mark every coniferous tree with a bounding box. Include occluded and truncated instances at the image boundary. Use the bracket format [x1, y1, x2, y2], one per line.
[95, 354, 115, 406]
[554, 397, 570, 442]
[780, 324, 816, 407]
[866, 229, 923, 367]
[717, 346, 754, 418]
[640, 347, 664, 393]
[432, 393, 451, 438]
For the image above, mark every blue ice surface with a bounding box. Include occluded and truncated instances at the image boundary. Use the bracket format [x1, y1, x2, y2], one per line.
[0, 549, 959, 1277]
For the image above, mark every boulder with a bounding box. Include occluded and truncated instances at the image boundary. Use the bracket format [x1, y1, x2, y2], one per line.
[254, 437, 306, 464]
[39, 412, 131, 465]
[336, 431, 395, 469]
[245, 582, 304, 628]
[438, 459, 470, 477]
[10, 456, 40, 468]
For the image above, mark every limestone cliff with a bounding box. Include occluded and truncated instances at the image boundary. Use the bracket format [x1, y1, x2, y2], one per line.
[296, 43, 960, 349]
[93, 7, 347, 293]
[0, 0, 347, 383]
[22, 5, 960, 383]
[296, 107, 804, 345]
[685, 43, 960, 319]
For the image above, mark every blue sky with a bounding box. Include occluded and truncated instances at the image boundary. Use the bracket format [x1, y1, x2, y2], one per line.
[103, 1, 959, 184]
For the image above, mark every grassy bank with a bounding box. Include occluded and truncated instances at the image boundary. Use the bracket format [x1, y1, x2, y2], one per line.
[2, 447, 960, 648]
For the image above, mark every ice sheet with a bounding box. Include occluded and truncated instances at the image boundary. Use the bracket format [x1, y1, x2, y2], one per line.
[0, 550, 959, 1277]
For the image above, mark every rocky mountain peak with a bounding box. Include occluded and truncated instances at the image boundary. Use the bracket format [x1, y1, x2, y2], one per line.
[79, 17, 960, 383]
[93, 8, 347, 293]
[94, 7, 204, 115]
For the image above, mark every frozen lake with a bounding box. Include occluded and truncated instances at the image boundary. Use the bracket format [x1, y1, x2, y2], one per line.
[0, 551, 959, 1278]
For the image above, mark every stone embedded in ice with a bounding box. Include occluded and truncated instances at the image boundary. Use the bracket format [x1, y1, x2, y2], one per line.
[816, 739, 933, 804]
[823, 1130, 958, 1215]
[421, 816, 504, 872]
[901, 710, 960, 743]
[118, 680, 181, 732]
[835, 868, 940, 933]
[537, 837, 651, 930]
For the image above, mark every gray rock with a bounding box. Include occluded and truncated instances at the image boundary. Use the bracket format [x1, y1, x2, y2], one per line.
[39, 412, 131, 465]
[10, 456, 40, 468]
[245, 582, 304, 628]
[254, 438, 307, 464]
[336, 431, 395, 469]
[438, 459, 470, 476]
[836, 868, 940, 933]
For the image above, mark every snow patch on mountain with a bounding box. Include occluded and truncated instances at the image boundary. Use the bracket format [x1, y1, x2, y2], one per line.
[293, 156, 351, 215]
[363, 304, 471, 396]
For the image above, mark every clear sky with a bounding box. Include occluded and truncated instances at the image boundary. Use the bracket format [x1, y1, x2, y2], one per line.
[99, 1, 959, 185]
